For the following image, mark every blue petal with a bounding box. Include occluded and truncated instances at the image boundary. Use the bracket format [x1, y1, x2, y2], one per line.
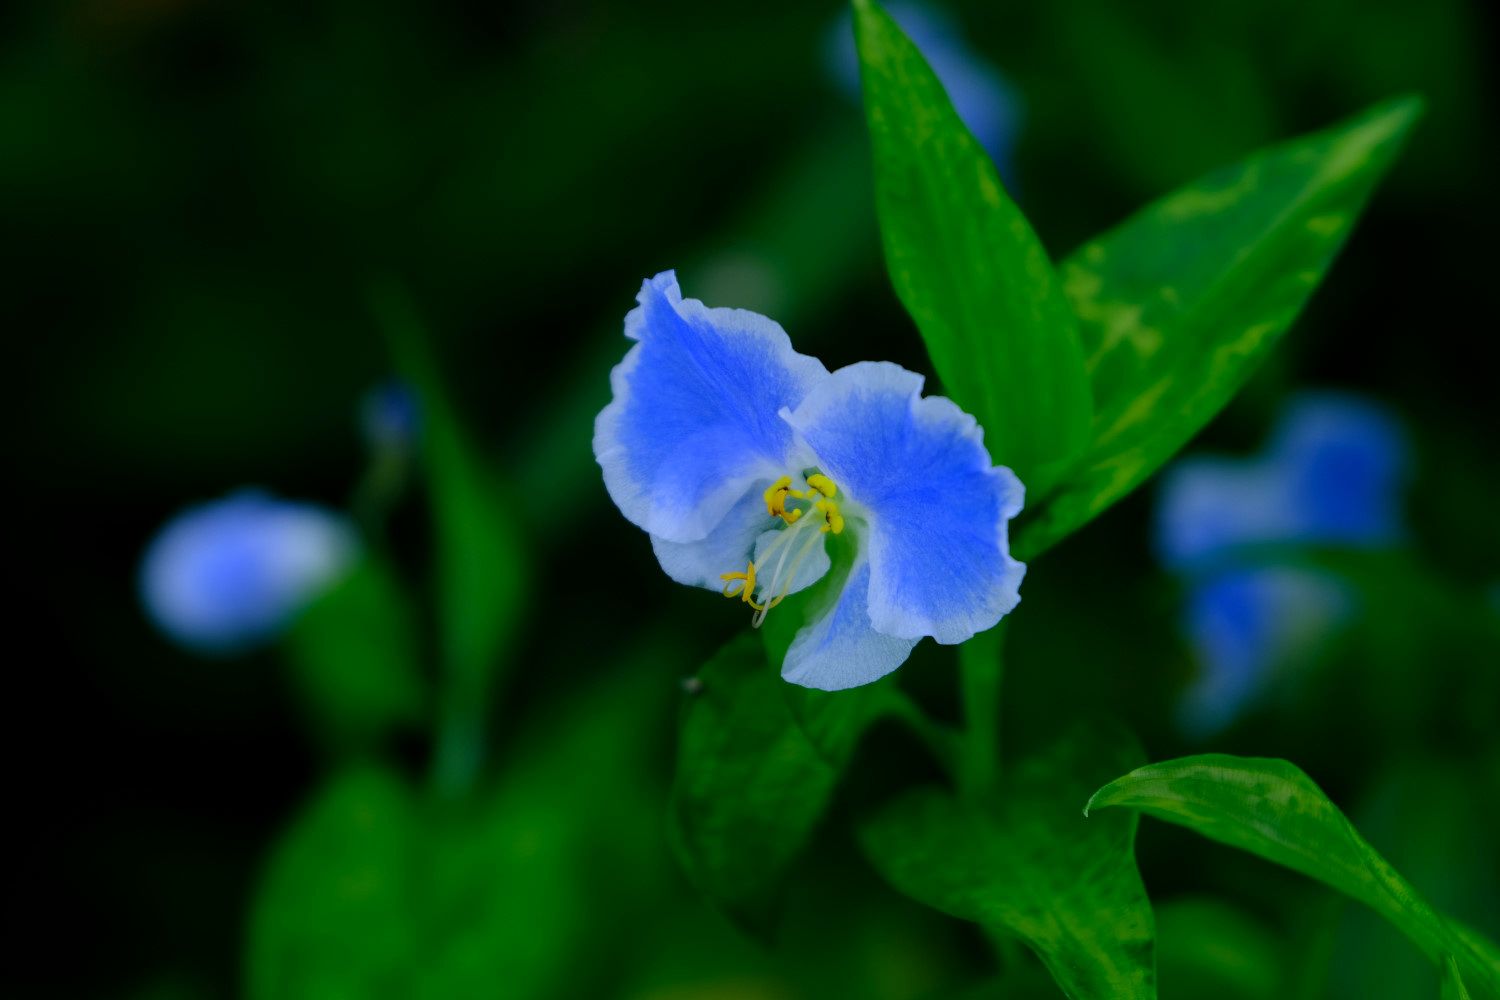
[139, 491, 358, 655]
[1177, 566, 1353, 737]
[1270, 393, 1408, 546]
[1155, 391, 1408, 571]
[651, 487, 770, 589]
[594, 271, 828, 544]
[784, 361, 1026, 645]
[782, 561, 917, 691]
[823, 3, 1025, 171]
[1154, 457, 1292, 571]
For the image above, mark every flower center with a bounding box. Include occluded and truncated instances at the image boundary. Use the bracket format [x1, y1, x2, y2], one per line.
[720, 473, 844, 627]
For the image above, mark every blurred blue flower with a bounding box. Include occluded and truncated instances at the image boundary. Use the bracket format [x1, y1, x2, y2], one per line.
[359, 380, 421, 454]
[826, 2, 1025, 175]
[139, 491, 358, 655]
[1156, 392, 1409, 734]
[594, 271, 1025, 691]
[1177, 566, 1353, 737]
[1156, 393, 1408, 571]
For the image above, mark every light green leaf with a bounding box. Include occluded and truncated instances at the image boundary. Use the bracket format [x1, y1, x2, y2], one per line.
[853, 0, 1092, 498]
[1015, 96, 1421, 559]
[284, 558, 425, 752]
[669, 633, 886, 936]
[1087, 755, 1500, 996]
[372, 281, 527, 793]
[861, 725, 1155, 999]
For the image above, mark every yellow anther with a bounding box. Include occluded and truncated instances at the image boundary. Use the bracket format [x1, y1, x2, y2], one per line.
[720, 562, 767, 610]
[814, 499, 844, 535]
[807, 473, 838, 499]
[763, 475, 806, 524]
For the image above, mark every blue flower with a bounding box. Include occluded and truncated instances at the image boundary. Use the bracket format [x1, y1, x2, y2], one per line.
[826, 2, 1025, 177]
[139, 491, 358, 655]
[1155, 392, 1408, 733]
[1156, 392, 1408, 571]
[1177, 566, 1353, 737]
[594, 272, 1025, 690]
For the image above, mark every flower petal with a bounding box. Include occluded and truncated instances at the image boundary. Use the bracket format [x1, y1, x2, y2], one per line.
[1271, 393, 1408, 546]
[1155, 392, 1408, 571]
[782, 561, 917, 691]
[594, 271, 828, 544]
[752, 521, 832, 604]
[1177, 566, 1354, 737]
[139, 490, 358, 654]
[783, 361, 1026, 645]
[1154, 457, 1291, 572]
[650, 487, 771, 590]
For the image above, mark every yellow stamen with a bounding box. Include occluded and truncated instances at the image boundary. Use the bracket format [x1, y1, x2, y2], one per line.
[807, 473, 838, 499]
[815, 498, 844, 534]
[763, 475, 806, 524]
[728, 471, 847, 627]
[720, 562, 769, 611]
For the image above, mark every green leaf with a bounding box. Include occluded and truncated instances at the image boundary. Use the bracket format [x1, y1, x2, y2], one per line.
[246, 768, 592, 1000]
[247, 768, 420, 999]
[861, 725, 1156, 999]
[284, 558, 426, 752]
[669, 633, 883, 935]
[1015, 96, 1421, 559]
[1446, 955, 1475, 1000]
[1087, 755, 1500, 996]
[372, 281, 528, 793]
[853, 0, 1092, 498]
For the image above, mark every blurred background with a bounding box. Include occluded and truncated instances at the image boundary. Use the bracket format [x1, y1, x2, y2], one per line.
[9, 0, 1499, 996]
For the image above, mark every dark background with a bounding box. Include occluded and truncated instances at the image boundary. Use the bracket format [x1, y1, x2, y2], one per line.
[10, 0, 1499, 996]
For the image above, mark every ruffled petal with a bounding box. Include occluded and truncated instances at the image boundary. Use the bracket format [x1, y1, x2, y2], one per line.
[783, 361, 1026, 645]
[594, 271, 828, 544]
[781, 561, 917, 691]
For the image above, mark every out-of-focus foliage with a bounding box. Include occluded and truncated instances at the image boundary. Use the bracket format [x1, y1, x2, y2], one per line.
[284, 557, 425, 753]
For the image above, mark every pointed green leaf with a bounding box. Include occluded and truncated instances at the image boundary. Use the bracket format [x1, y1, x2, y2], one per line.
[853, 0, 1092, 498]
[669, 634, 885, 935]
[1446, 955, 1475, 1000]
[861, 725, 1156, 999]
[1016, 96, 1421, 559]
[1087, 755, 1500, 996]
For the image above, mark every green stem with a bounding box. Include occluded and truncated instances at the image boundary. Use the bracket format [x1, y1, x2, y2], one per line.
[369, 278, 486, 800]
[958, 622, 1006, 799]
[429, 687, 482, 798]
